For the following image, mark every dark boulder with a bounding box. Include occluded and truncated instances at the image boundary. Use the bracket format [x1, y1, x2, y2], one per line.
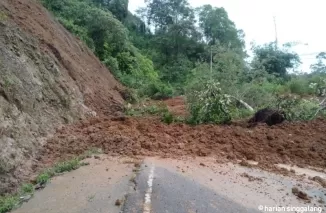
[248, 108, 286, 126]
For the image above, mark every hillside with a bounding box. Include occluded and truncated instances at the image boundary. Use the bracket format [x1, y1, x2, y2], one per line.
[0, 0, 125, 194]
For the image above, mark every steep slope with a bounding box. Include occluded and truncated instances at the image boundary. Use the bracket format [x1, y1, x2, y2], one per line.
[0, 0, 124, 193]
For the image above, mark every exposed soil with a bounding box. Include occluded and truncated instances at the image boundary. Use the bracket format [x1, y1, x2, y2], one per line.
[0, 0, 124, 194]
[1, 0, 125, 116]
[163, 96, 188, 117]
[38, 115, 326, 174]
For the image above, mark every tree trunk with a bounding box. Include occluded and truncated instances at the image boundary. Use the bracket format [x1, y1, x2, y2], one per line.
[229, 95, 254, 112]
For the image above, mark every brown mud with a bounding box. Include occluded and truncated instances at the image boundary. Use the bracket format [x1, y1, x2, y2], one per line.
[39, 115, 326, 173]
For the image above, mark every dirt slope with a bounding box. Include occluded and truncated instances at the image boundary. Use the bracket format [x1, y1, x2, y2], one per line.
[0, 0, 124, 194]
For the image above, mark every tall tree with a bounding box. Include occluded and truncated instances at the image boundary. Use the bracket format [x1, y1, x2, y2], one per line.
[251, 42, 301, 78]
[197, 5, 245, 50]
[139, 0, 204, 85]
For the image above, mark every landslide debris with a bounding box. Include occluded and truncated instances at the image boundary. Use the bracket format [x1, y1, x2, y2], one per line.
[40, 116, 326, 171]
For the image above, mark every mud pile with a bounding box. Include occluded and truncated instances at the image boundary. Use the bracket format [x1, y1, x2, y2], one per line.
[163, 96, 188, 117]
[41, 116, 326, 170]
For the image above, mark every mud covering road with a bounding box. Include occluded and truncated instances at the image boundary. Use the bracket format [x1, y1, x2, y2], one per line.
[13, 156, 326, 213]
[40, 115, 326, 172]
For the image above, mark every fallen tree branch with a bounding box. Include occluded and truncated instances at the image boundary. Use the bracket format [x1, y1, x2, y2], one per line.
[229, 95, 254, 112]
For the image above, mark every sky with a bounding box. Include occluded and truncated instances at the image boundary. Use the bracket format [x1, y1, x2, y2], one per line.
[128, 0, 326, 73]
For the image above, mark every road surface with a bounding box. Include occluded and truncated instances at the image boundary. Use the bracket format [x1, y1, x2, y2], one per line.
[12, 156, 326, 213]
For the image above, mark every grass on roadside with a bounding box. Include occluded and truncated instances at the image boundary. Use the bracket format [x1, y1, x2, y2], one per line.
[0, 148, 102, 213]
[0, 195, 19, 213]
[0, 184, 35, 213]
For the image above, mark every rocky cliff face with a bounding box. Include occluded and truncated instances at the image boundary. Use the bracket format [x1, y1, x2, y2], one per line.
[0, 0, 125, 193]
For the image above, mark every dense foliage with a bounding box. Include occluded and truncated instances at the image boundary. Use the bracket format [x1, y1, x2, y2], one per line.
[42, 0, 326, 123]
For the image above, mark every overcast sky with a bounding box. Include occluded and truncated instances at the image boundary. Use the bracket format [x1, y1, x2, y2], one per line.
[128, 0, 326, 72]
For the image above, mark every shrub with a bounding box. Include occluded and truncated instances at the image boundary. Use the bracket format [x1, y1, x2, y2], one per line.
[103, 56, 120, 76]
[144, 82, 174, 100]
[161, 111, 174, 124]
[276, 95, 320, 121]
[230, 108, 254, 120]
[186, 80, 232, 125]
[287, 78, 313, 96]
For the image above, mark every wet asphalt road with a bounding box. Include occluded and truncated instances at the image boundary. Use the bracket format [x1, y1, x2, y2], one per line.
[123, 164, 260, 213]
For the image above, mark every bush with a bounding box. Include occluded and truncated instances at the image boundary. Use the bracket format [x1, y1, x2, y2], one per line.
[186, 80, 232, 125]
[144, 82, 174, 100]
[238, 81, 288, 109]
[276, 95, 320, 121]
[287, 78, 313, 96]
[103, 56, 120, 76]
[230, 108, 254, 120]
[161, 111, 174, 124]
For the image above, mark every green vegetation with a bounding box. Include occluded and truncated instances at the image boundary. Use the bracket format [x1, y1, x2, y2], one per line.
[186, 81, 232, 124]
[0, 149, 102, 213]
[0, 183, 36, 213]
[41, 0, 326, 123]
[35, 148, 101, 185]
[276, 95, 321, 121]
[41, 0, 168, 99]
[36, 158, 84, 185]
[0, 195, 19, 213]
[20, 184, 34, 194]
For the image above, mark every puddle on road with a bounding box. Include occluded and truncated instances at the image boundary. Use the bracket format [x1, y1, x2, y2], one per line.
[275, 164, 326, 200]
[277, 164, 326, 179]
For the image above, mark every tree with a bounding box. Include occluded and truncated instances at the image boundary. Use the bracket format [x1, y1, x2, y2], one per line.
[90, 0, 129, 21]
[197, 5, 245, 50]
[311, 52, 326, 73]
[139, 0, 204, 87]
[143, 0, 192, 30]
[107, 0, 129, 21]
[251, 42, 301, 78]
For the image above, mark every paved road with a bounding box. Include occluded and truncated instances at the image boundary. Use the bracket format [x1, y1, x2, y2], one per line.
[123, 163, 260, 213]
[12, 156, 326, 213]
[12, 156, 134, 213]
